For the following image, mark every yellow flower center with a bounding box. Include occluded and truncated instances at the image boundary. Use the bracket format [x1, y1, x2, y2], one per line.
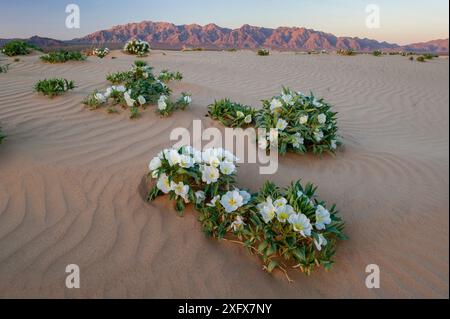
[228, 198, 237, 206]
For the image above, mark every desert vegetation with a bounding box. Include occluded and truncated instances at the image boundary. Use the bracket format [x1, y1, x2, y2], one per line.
[337, 49, 355, 56]
[123, 39, 150, 56]
[40, 50, 86, 63]
[0, 64, 8, 73]
[92, 48, 110, 58]
[1, 40, 40, 56]
[207, 99, 256, 128]
[257, 48, 270, 56]
[34, 78, 75, 98]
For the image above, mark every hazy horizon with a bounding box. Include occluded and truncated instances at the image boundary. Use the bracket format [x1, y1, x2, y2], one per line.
[0, 0, 449, 45]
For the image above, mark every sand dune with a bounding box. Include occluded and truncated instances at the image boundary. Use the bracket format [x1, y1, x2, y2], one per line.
[0, 51, 448, 298]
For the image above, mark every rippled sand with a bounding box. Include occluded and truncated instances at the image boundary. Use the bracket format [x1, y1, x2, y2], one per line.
[0, 50, 448, 298]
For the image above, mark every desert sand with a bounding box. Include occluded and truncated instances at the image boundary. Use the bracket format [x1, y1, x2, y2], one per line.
[0, 50, 448, 298]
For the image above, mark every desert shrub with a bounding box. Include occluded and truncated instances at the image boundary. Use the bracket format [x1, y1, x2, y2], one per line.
[207, 99, 256, 128]
[337, 49, 355, 56]
[146, 145, 347, 279]
[372, 50, 382, 56]
[40, 50, 86, 63]
[13, 58, 20, 62]
[93, 48, 110, 58]
[123, 39, 150, 56]
[1, 41, 34, 56]
[85, 60, 190, 118]
[157, 69, 183, 83]
[257, 49, 270, 56]
[256, 87, 340, 156]
[423, 53, 438, 60]
[409, 56, 414, 61]
[417, 56, 426, 62]
[0, 64, 8, 73]
[226, 48, 237, 52]
[34, 78, 75, 98]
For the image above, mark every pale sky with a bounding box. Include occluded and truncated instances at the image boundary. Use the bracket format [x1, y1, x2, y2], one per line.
[0, 0, 448, 44]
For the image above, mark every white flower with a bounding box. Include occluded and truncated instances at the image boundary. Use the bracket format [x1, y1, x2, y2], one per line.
[220, 190, 244, 213]
[276, 119, 288, 131]
[148, 156, 162, 171]
[270, 98, 283, 113]
[288, 214, 312, 237]
[236, 111, 245, 118]
[313, 99, 322, 108]
[299, 115, 309, 125]
[143, 72, 149, 79]
[318, 113, 327, 124]
[331, 140, 337, 150]
[166, 149, 181, 166]
[195, 191, 206, 203]
[274, 198, 287, 210]
[94, 92, 106, 103]
[238, 190, 251, 205]
[219, 162, 235, 175]
[183, 95, 192, 104]
[116, 85, 126, 92]
[179, 155, 194, 168]
[258, 138, 268, 150]
[208, 156, 220, 168]
[171, 181, 190, 203]
[158, 95, 168, 110]
[202, 165, 220, 184]
[207, 195, 220, 207]
[276, 204, 295, 223]
[257, 197, 276, 223]
[314, 130, 324, 142]
[124, 92, 135, 107]
[156, 173, 172, 194]
[293, 133, 304, 149]
[231, 216, 246, 232]
[244, 114, 252, 124]
[137, 95, 146, 105]
[281, 93, 294, 105]
[314, 234, 328, 251]
[315, 205, 331, 230]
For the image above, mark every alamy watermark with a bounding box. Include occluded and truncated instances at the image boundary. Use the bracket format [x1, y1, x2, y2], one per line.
[365, 4, 381, 29]
[65, 264, 80, 289]
[65, 4, 80, 29]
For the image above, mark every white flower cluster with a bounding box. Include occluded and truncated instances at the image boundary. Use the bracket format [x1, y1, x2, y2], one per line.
[93, 48, 109, 58]
[256, 194, 331, 250]
[123, 39, 150, 56]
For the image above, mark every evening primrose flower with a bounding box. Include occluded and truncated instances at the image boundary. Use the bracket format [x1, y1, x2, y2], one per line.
[238, 190, 251, 205]
[183, 95, 192, 104]
[137, 95, 146, 105]
[148, 156, 162, 171]
[276, 204, 295, 223]
[124, 92, 135, 107]
[220, 190, 244, 213]
[288, 213, 312, 237]
[315, 205, 331, 230]
[244, 114, 252, 124]
[318, 113, 327, 124]
[179, 154, 194, 168]
[158, 95, 168, 110]
[156, 173, 172, 194]
[207, 195, 220, 207]
[257, 197, 276, 223]
[299, 115, 309, 125]
[314, 234, 328, 251]
[331, 140, 337, 150]
[202, 165, 220, 184]
[314, 130, 324, 142]
[281, 93, 294, 105]
[274, 198, 288, 210]
[276, 119, 288, 131]
[171, 181, 190, 203]
[167, 149, 181, 166]
[116, 85, 126, 92]
[219, 161, 235, 175]
[195, 190, 206, 203]
[293, 133, 304, 149]
[95, 93, 106, 103]
[270, 98, 283, 113]
[236, 111, 245, 118]
[231, 216, 246, 232]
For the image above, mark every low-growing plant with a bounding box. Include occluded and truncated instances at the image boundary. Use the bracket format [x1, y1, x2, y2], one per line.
[123, 39, 150, 56]
[157, 69, 183, 83]
[337, 49, 355, 56]
[0, 64, 8, 73]
[256, 87, 341, 156]
[13, 58, 20, 62]
[146, 145, 347, 279]
[372, 50, 382, 57]
[207, 99, 256, 128]
[85, 60, 190, 118]
[257, 48, 270, 56]
[417, 56, 426, 62]
[40, 50, 86, 63]
[422, 53, 438, 60]
[1, 40, 35, 56]
[93, 48, 110, 58]
[409, 56, 414, 61]
[34, 78, 75, 98]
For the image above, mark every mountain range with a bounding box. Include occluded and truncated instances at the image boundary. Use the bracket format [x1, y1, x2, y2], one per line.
[1, 21, 448, 53]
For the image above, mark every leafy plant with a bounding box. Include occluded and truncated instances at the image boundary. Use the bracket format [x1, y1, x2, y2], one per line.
[255, 87, 341, 156]
[85, 60, 190, 118]
[1, 40, 35, 56]
[40, 50, 86, 63]
[93, 48, 110, 58]
[34, 78, 75, 98]
[422, 53, 438, 60]
[337, 49, 355, 56]
[207, 99, 256, 128]
[0, 64, 8, 73]
[146, 145, 347, 279]
[123, 39, 150, 56]
[157, 69, 183, 83]
[257, 49, 270, 56]
[372, 50, 382, 57]
[417, 56, 426, 62]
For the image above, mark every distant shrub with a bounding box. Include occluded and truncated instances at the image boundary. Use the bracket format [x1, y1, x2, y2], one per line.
[372, 50, 382, 57]
[0, 64, 8, 73]
[34, 78, 75, 97]
[257, 49, 270, 56]
[123, 39, 150, 56]
[226, 48, 237, 52]
[40, 51, 86, 63]
[417, 56, 426, 62]
[423, 53, 438, 60]
[157, 69, 183, 83]
[337, 49, 355, 56]
[208, 99, 256, 128]
[409, 56, 414, 61]
[93, 48, 110, 58]
[13, 58, 20, 62]
[1, 41, 33, 56]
